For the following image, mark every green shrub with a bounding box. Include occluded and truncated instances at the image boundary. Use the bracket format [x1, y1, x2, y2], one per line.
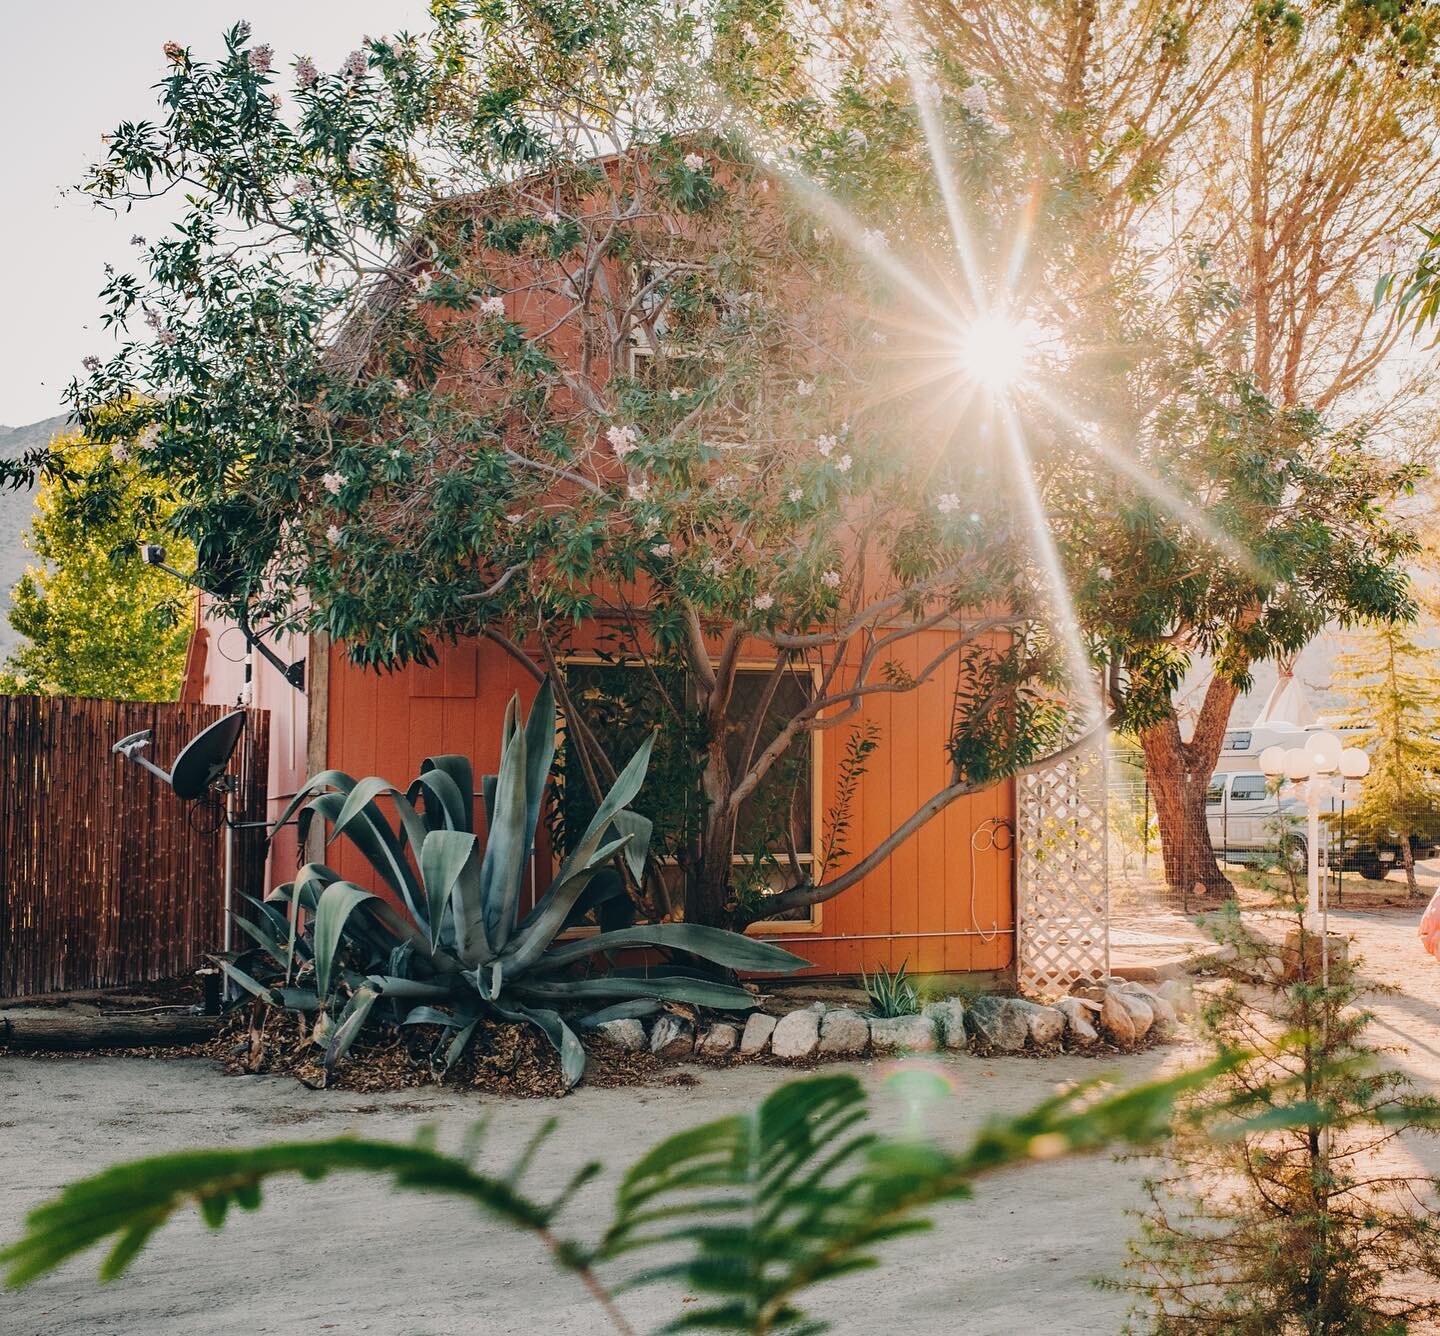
[223, 678, 807, 1087]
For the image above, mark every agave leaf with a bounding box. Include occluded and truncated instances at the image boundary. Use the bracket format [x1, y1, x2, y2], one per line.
[229, 913, 288, 968]
[212, 959, 282, 1006]
[313, 882, 378, 1003]
[441, 1017, 480, 1072]
[479, 695, 531, 950]
[327, 778, 428, 928]
[552, 733, 655, 891]
[515, 974, 757, 1009]
[561, 867, 629, 930]
[325, 985, 379, 1072]
[605, 810, 652, 884]
[480, 773, 497, 829]
[277, 987, 320, 1013]
[402, 1005, 459, 1028]
[577, 1000, 663, 1028]
[363, 975, 458, 999]
[410, 756, 473, 833]
[265, 767, 362, 841]
[520, 679, 557, 861]
[503, 836, 633, 973]
[540, 923, 811, 975]
[492, 1001, 586, 1089]
[419, 830, 479, 951]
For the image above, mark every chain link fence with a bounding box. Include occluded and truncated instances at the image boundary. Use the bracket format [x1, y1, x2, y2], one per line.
[1107, 744, 1436, 930]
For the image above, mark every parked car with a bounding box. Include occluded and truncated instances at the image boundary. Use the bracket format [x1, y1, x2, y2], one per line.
[1205, 770, 1420, 880]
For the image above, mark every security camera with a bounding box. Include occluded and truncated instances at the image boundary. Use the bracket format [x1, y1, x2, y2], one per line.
[140, 544, 167, 566]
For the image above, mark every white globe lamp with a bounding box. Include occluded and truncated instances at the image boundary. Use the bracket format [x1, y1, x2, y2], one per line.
[1259, 745, 1287, 778]
[1338, 748, 1371, 780]
[1285, 748, 1311, 781]
[1306, 732, 1342, 774]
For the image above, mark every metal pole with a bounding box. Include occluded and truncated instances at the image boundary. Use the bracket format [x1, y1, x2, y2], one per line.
[222, 784, 236, 1003]
[1306, 784, 1321, 921]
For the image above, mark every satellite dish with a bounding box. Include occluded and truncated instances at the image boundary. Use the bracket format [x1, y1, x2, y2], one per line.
[112, 711, 247, 801]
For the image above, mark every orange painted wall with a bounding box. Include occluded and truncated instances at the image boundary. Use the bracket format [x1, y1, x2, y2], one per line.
[322, 629, 1016, 979]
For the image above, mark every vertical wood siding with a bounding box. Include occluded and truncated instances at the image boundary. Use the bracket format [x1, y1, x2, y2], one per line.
[0, 697, 269, 997]
[323, 630, 1014, 979]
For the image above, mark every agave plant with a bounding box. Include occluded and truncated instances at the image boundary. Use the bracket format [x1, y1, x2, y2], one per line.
[220, 679, 808, 1087]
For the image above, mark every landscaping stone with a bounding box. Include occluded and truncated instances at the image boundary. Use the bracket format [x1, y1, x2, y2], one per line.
[1155, 978, 1196, 1018]
[1121, 983, 1177, 1035]
[921, 997, 968, 1049]
[771, 1008, 821, 1059]
[818, 1009, 870, 1056]
[650, 1016, 694, 1058]
[594, 1018, 647, 1052]
[967, 996, 1029, 1051]
[1099, 990, 1138, 1046]
[740, 1011, 778, 1055]
[868, 1014, 938, 1053]
[1114, 990, 1154, 1040]
[1014, 999, 1065, 1048]
[1056, 996, 1100, 1046]
[699, 1022, 740, 1057]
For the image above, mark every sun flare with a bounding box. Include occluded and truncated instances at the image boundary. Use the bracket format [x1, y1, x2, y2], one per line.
[955, 313, 1035, 395]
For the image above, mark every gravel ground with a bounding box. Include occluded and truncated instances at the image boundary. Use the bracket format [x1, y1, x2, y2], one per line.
[2, 906, 1438, 1336]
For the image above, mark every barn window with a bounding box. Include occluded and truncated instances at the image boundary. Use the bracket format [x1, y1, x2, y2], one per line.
[554, 658, 819, 926]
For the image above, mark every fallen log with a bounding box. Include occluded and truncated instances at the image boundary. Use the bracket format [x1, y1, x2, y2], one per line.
[0, 1008, 221, 1052]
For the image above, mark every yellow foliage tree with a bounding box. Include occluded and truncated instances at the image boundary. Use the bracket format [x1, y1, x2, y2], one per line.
[0, 421, 191, 701]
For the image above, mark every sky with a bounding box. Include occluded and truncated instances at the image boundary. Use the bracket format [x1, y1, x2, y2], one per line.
[0, 1, 428, 429]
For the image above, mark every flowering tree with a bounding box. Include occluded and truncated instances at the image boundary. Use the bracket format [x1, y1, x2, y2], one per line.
[13, 4, 1090, 929]
[754, 0, 1427, 896]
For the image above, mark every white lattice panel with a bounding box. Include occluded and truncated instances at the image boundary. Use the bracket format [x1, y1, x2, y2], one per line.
[1016, 738, 1110, 997]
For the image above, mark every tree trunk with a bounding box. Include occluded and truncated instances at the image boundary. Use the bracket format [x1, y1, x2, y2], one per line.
[685, 734, 739, 928]
[0, 1008, 220, 1051]
[1402, 834, 1418, 899]
[1138, 679, 1241, 901]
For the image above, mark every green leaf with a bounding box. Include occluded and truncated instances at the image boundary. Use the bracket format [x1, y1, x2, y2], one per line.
[312, 882, 378, 1003]
[412, 754, 474, 832]
[541, 924, 810, 974]
[325, 985, 379, 1072]
[419, 829, 479, 951]
[493, 1001, 586, 1089]
[515, 974, 757, 1009]
[479, 691, 531, 950]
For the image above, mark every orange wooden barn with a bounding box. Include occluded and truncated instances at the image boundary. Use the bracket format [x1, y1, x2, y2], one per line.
[181, 149, 1019, 983]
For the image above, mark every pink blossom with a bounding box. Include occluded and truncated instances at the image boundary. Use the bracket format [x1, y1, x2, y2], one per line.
[347, 146, 363, 172]
[937, 493, 959, 515]
[81, 355, 101, 373]
[607, 425, 639, 458]
[321, 470, 344, 496]
[157, 326, 178, 346]
[816, 434, 837, 458]
[541, 209, 560, 226]
[235, 20, 252, 42]
[293, 177, 315, 197]
[110, 441, 130, 464]
[705, 555, 727, 576]
[960, 84, 990, 116]
[836, 454, 852, 473]
[683, 152, 704, 171]
[136, 424, 160, 452]
[627, 479, 649, 501]
[392, 377, 409, 397]
[505, 513, 523, 525]
[787, 487, 803, 503]
[650, 542, 673, 557]
[326, 524, 343, 545]
[861, 228, 886, 255]
[249, 44, 274, 73]
[295, 56, 319, 88]
[478, 295, 505, 318]
[821, 569, 841, 589]
[343, 49, 368, 79]
[795, 379, 814, 398]
[163, 41, 186, 64]
[130, 234, 146, 247]
[752, 592, 775, 612]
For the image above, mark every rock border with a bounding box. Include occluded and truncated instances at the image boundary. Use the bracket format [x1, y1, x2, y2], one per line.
[598, 978, 1196, 1065]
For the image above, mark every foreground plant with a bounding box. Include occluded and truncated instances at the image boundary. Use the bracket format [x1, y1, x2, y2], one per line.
[223, 679, 807, 1087]
[2, 1065, 1238, 1333]
[1113, 901, 1440, 1333]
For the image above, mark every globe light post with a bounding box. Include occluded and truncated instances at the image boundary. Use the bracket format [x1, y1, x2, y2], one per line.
[1259, 733, 1370, 929]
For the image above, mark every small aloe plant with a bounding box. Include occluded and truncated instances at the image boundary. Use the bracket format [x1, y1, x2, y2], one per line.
[222, 678, 808, 1086]
[862, 960, 920, 1018]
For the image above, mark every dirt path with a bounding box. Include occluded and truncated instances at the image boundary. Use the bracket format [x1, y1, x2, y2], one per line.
[1, 907, 1437, 1336]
